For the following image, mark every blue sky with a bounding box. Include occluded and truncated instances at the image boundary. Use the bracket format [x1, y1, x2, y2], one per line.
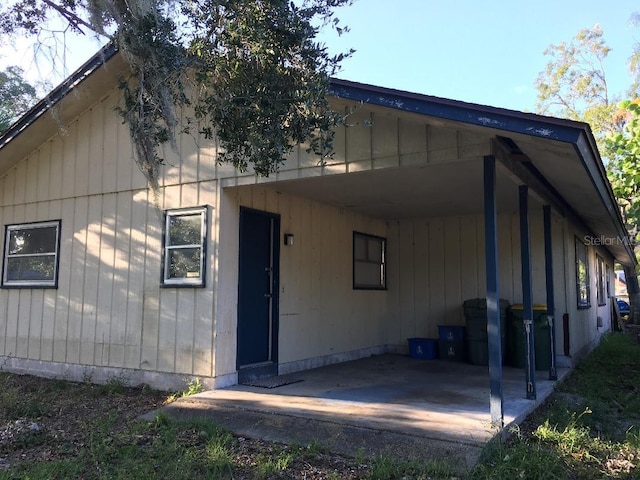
[3, 0, 639, 114]
[317, 0, 640, 112]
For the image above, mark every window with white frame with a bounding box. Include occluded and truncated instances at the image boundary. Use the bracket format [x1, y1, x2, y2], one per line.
[2, 220, 61, 288]
[353, 231, 386, 290]
[596, 255, 606, 306]
[575, 237, 590, 309]
[162, 207, 207, 286]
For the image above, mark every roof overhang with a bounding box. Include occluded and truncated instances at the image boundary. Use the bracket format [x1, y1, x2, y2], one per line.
[0, 43, 125, 177]
[0, 48, 634, 266]
[329, 79, 635, 266]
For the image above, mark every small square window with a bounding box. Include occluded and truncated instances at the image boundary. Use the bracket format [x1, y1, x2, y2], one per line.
[353, 231, 386, 290]
[575, 237, 590, 309]
[2, 220, 61, 288]
[162, 207, 207, 287]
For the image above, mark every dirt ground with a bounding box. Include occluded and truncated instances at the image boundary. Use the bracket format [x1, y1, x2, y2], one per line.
[0, 374, 164, 471]
[0, 373, 374, 478]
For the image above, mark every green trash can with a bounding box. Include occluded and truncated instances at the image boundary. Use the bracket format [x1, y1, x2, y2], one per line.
[463, 298, 510, 366]
[508, 304, 550, 371]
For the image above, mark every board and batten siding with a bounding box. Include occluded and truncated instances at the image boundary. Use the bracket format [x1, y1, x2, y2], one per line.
[211, 102, 496, 374]
[389, 204, 614, 363]
[0, 74, 612, 388]
[221, 100, 492, 188]
[215, 185, 395, 375]
[216, 184, 577, 373]
[563, 223, 616, 361]
[390, 208, 569, 352]
[0, 83, 496, 385]
[0, 87, 221, 385]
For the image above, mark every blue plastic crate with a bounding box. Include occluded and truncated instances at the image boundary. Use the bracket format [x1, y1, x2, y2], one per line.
[438, 341, 466, 362]
[407, 338, 438, 359]
[438, 325, 466, 343]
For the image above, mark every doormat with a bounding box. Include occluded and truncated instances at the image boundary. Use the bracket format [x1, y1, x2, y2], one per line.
[241, 374, 303, 389]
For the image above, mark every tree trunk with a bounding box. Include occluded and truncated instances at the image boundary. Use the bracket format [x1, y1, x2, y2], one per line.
[623, 263, 640, 325]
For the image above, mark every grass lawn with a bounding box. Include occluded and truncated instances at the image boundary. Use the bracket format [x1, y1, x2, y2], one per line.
[471, 331, 640, 479]
[1, 332, 640, 479]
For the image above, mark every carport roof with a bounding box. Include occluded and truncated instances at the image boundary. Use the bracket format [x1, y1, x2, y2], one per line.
[0, 45, 634, 265]
[329, 78, 635, 266]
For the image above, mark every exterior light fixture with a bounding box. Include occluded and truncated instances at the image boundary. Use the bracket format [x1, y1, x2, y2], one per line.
[284, 233, 294, 246]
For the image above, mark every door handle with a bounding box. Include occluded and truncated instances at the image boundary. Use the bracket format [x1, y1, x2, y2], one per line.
[264, 293, 272, 298]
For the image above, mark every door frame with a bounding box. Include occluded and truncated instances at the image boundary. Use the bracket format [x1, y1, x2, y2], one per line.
[236, 207, 280, 382]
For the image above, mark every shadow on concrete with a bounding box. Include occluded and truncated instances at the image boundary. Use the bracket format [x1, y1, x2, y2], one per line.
[144, 354, 569, 472]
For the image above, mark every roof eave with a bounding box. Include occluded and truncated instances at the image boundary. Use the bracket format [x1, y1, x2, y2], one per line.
[329, 78, 636, 266]
[0, 42, 118, 152]
[0, 54, 632, 265]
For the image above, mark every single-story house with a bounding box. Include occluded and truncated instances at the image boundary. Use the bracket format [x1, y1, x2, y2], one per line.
[0, 45, 634, 424]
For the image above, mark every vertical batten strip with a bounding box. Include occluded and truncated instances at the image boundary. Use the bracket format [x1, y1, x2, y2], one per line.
[96, 194, 115, 366]
[68, 197, 89, 364]
[47, 200, 62, 360]
[38, 201, 52, 360]
[22, 203, 36, 358]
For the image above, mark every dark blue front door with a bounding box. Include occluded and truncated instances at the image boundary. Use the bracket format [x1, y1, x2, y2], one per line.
[237, 208, 279, 381]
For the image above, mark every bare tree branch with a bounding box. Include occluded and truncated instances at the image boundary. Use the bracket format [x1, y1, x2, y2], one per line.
[40, 0, 93, 35]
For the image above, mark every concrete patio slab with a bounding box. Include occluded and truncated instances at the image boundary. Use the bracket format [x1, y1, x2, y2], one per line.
[145, 354, 569, 472]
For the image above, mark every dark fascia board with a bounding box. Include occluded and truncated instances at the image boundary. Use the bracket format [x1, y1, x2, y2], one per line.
[330, 78, 636, 266]
[573, 132, 636, 265]
[329, 78, 584, 143]
[0, 42, 118, 151]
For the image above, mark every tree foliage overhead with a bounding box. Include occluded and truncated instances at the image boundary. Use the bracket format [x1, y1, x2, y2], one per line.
[535, 20, 640, 323]
[607, 100, 640, 248]
[606, 99, 640, 324]
[0, 0, 354, 187]
[0, 66, 38, 133]
[535, 24, 639, 233]
[535, 25, 620, 141]
[628, 12, 640, 96]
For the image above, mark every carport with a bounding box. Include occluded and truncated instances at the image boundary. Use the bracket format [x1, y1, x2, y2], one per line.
[213, 79, 633, 430]
[0, 47, 632, 410]
[269, 146, 548, 424]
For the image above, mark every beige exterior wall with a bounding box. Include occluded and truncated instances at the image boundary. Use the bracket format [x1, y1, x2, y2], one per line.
[0, 89, 221, 386]
[562, 222, 616, 361]
[214, 181, 611, 375]
[215, 185, 394, 377]
[0, 82, 618, 388]
[391, 210, 566, 339]
[389, 208, 615, 363]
